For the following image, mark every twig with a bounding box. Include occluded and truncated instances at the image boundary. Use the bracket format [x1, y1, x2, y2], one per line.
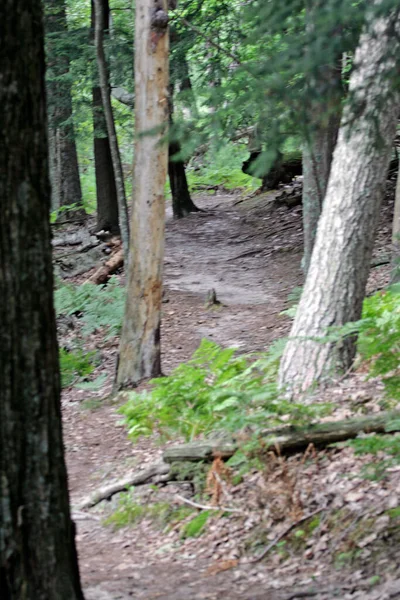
[75, 462, 171, 509]
[72, 511, 101, 522]
[175, 494, 246, 515]
[170, 12, 241, 65]
[251, 506, 326, 563]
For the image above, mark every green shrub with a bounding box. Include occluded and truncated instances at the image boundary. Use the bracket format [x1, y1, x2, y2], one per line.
[59, 347, 96, 388]
[119, 338, 331, 442]
[55, 276, 125, 338]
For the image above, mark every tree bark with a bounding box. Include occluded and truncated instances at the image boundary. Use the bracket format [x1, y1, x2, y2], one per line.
[91, 0, 120, 234]
[116, 0, 170, 389]
[391, 160, 400, 283]
[93, 0, 130, 255]
[301, 1, 342, 275]
[45, 0, 85, 220]
[0, 1, 83, 597]
[169, 141, 200, 218]
[279, 4, 400, 394]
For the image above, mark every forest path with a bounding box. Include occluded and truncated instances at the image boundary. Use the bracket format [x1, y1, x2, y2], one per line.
[63, 190, 396, 600]
[63, 191, 308, 599]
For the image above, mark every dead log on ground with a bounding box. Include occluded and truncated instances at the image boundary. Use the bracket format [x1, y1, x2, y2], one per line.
[86, 248, 124, 284]
[162, 410, 400, 463]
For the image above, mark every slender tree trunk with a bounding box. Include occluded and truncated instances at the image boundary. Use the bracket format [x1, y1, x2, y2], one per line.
[391, 159, 400, 283]
[0, 1, 83, 597]
[91, 0, 120, 234]
[169, 139, 200, 218]
[93, 0, 130, 254]
[279, 5, 400, 394]
[301, 1, 342, 274]
[116, 0, 170, 389]
[45, 0, 85, 220]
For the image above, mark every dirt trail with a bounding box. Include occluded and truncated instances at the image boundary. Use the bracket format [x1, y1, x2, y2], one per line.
[62, 190, 395, 600]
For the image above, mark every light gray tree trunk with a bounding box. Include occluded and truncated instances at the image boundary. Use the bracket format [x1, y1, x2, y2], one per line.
[94, 0, 130, 255]
[391, 160, 400, 283]
[279, 4, 400, 395]
[301, 0, 342, 274]
[116, 0, 170, 389]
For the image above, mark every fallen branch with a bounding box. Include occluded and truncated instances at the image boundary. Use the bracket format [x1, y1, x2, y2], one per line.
[85, 248, 124, 284]
[163, 409, 400, 463]
[175, 494, 246, 515]
[76, 462, 171, 509]
[251, 507, 326, 563]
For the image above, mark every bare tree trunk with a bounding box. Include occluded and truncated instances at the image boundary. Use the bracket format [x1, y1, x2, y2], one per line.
[91, 0, 120, 234]
[301, 1, 342, 274]
[116, 0, 170, 389]
[45, 0, 85, 220]
[93, 0, 129, 254]
[391, 160, 400, 283]
[0, 1, 83, 597]
[169, 139, 200, 218]
[279, 5, 400, 395]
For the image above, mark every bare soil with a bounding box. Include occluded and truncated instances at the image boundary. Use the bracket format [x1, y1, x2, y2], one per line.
[60, 186, 400, 600]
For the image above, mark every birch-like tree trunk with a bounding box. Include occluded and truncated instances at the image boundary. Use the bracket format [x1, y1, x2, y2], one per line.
[391, 160, 400, 283]
[94, 0, 130, 254]
[0, 1, 83, 596]
[279, 4, 400, 394]
[116, 0, 170, 388]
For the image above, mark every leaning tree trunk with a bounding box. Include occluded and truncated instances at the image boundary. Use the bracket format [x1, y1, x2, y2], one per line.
[93, 0, 129, 255]
[391, 159, 400, 283]
[0, 1, 83, 597]
[301, 0, 343, 274]
[279, 4, 400, 395]
[45, 0, 84, 220]
[116, 0, 170, 389]
[91, 0, 120, 234]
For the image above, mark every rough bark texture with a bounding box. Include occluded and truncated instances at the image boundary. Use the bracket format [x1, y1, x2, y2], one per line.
[45, 0, 84, 219]
[169, 139, 199, 218]
[279, 5, 400, 394]
[91, 0, 120, 234]
[0, 2, 83, 597]
[301, 1, 342, 274]
[391, 162, 400, 283]
[116, 0, 169, 388]
[94, 0, 130, 254]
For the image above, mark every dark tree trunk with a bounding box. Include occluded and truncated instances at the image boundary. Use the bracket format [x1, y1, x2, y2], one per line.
[45, 0, 85, 220]
[0, 1, 84, 598]
[169, 140, 199, 218]
[91, 0, 120, 234]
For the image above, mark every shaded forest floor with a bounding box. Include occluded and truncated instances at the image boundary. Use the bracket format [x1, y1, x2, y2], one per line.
[57, 185, 400, 600]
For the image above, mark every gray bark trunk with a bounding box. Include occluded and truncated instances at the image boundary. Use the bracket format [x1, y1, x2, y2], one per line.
[301, 1, 342, 274]
[116, 0, 170, 389]
[391, 161, 400, 283]
[93, 0, 130, 255]
[0, 1, 83, 597]
[279, 4, 400, 394]
[45, 0, 84, 220]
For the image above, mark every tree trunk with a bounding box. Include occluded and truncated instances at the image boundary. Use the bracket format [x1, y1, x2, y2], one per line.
[169, 139, 199, 218]
[91, 0, 120, 234]
[391, 160, 400, 283]
[116, 0, 170, 389]
[45, 0, 85, 220]
[0, 1, 83, 597]
[279, 5, 400, 394]
[301, 1, 342, 274]
[93, 0, 130, 255]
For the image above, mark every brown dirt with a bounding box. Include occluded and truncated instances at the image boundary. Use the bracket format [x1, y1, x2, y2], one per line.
[61, 187, 399, 600]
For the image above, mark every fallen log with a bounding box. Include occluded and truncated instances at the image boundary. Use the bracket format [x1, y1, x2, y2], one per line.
[76, 461, 171, 509]
[162, 410, 400, 463]
[86, 248, 124, 284]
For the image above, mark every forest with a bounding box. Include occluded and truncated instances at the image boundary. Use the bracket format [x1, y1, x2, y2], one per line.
[1, 0, 400, 599]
